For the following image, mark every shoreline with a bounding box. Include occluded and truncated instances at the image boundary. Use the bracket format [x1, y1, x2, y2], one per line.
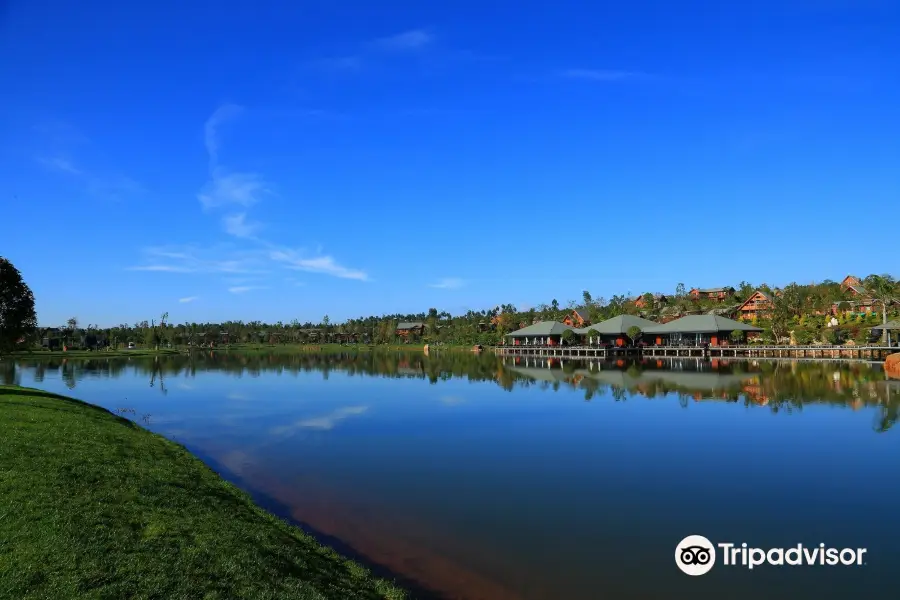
[0, 385, 409, 600]
[5, 343, 476, 359]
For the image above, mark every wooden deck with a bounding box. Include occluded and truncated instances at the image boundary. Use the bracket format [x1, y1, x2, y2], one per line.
[495, 345, 896, 361]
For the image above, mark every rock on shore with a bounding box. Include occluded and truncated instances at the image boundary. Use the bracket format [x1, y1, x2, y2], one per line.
[886, 353, 900, 379]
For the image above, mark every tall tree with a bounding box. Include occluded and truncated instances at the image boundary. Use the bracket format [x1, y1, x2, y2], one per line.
[863, 274, 898, 344]
[0, 257, 37, 355]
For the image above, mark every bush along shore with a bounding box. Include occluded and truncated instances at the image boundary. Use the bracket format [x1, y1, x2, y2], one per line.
[0, 386, 407, 600]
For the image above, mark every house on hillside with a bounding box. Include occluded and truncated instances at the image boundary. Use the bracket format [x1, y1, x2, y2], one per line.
[840, 275, 868, 295]
[396, 322, 425, 337]
[689, 287, 736, 302]
[834, 275, 877, 315]
[735, 290, 774, 321]
[562, 309, 591, 328]
[644, 315, 763, 346]
[633, 294, 668, 309]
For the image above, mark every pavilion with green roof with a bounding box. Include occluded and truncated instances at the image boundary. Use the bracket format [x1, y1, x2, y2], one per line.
[504, 321, 576, 346]
[643, 315, 763, 346]
[870, 320, 900, 346]
[575, 314, 660, 346]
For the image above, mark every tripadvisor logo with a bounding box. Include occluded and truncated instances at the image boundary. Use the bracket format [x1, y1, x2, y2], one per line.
[675, 535, 867, 576]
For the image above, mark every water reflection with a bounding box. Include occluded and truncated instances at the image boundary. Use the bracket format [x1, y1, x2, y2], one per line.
[6, 350, 900, 600]
[8, 351, 897, 432]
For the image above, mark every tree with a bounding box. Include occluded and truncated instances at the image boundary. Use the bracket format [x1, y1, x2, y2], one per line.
[561, 329, 575, 345]
[675, 283, 686, 298]
[626, 325, 642, 346]
[737, 281, 754, 301]
[730, 329, 744, 343]
[862, 274, 897, 344]
[582, 290, 593, 308]
[0, 257, 37, 355]
[586, 328, 600, 345]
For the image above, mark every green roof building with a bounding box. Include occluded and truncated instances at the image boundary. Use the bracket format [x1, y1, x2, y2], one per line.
[643, 315, 762, 346]
[575, 314, 660, 346]
[504, 321, 576, 346]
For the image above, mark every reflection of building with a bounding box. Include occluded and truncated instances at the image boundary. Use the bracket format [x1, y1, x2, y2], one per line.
[741, 379, 769, 405]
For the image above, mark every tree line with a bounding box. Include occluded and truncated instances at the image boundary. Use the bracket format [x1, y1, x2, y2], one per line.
[1, 253, 897, 353]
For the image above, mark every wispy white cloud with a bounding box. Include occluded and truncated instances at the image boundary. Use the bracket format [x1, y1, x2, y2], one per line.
[130, 265, 194, 273]
[204, 103, 242, 167]
[36, 155, 145, 201]
[199, 105, 271, 210]
[269, 248, 369, 281]
[271, 406, 369, 434]
[226, 391, 251, 401]
[178, 296, 199, 303]
[429, 277, 465, 290]
[440, 395, 465, 406]
[38, 156, 83, 175]
[560, 68, 653, 82]
[199, 171, 270, 210]
[373, 29, 434, 51]
[222, 212, 263, 238]
[128, 245, 267, 274]
[228, 285, 265, 294]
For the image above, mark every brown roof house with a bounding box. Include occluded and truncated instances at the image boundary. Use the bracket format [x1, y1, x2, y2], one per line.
[689, 287, 736, 302]
[562, 309, 591, 328]
[396, 322, 425, 336]
[735, 290, 774, 321]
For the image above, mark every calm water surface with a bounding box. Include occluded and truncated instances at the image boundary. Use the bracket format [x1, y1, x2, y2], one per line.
[6, 352, 900, 600]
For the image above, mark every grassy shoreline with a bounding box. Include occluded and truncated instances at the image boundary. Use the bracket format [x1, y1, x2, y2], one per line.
[6, 343, 475, 359]
[0, 385, 407, 599]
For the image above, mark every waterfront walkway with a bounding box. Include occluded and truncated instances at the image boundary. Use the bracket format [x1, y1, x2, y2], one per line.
[495, 345, 896, 361]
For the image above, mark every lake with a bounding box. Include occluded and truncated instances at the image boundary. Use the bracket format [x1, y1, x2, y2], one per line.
[5, 351, 900, 600]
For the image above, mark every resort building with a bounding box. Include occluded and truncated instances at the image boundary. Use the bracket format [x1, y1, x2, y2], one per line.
[689, 287, 736, 302]
[396, 322, 425, 336]
[632, 294, 668, 309]
[840, 275, 867, 295]
[871, 320, 900, 346]
[504, 321, 576, 346]
[576, 314, 660, 347]
[735, 290, 773, 321]
[562, 309, 591, 328]
[643, 315, 763, 346]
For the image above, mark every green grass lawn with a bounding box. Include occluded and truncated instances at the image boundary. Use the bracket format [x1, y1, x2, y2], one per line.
[0, 386, 407, 600]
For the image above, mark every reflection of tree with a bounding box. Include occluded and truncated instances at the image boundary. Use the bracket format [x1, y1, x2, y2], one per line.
[873, 404, 898, 433]
[148, 357, 168, 396]
[9, 352, 900, 434]
[0, 361, 19, 386]
[61, 361, 76, 390]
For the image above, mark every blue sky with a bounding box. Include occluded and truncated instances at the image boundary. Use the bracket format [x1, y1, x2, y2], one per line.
[2, 0, 898, 327]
